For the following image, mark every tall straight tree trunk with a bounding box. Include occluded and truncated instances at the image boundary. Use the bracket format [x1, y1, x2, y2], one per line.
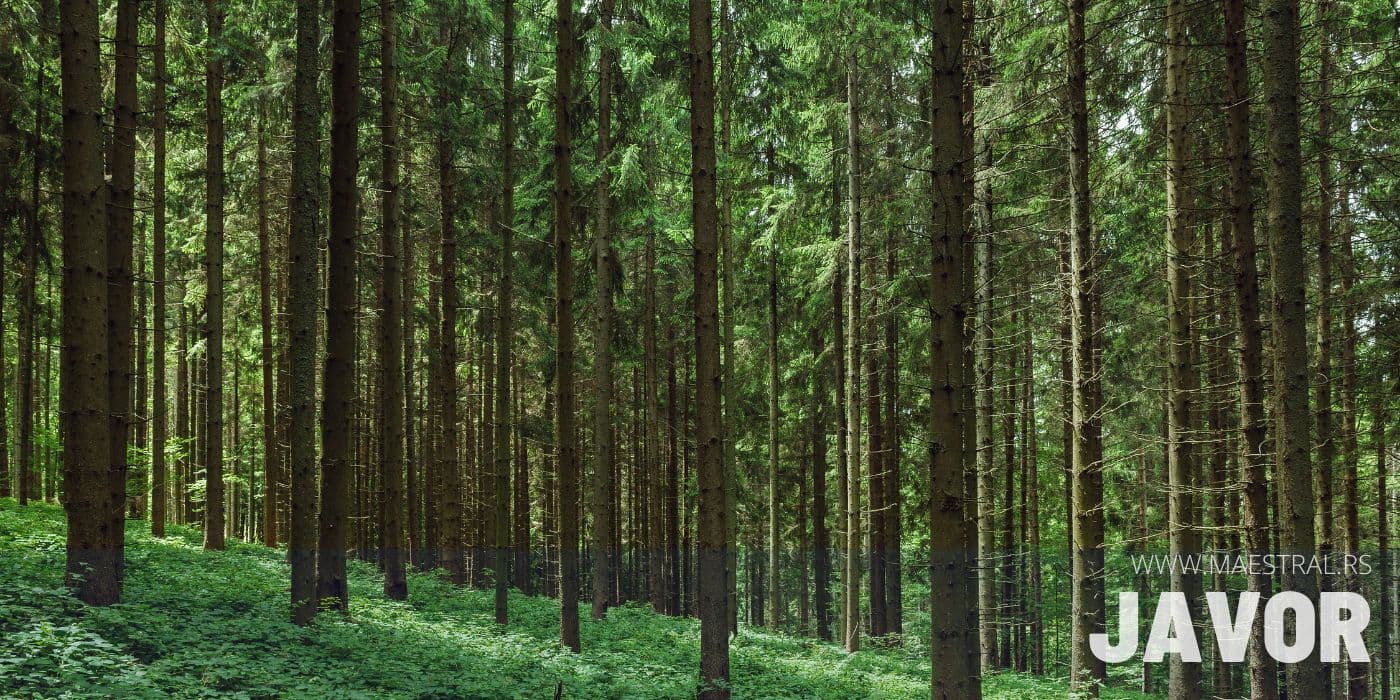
[497, 0, 519, 614]
[513, 362, 530, 593]
[832, 131, 849, 643]
[203, 0, 225, 552]
[1164, 0, 1202, 695]
[258, 95, 277, 548]
[436, 29, 464, 586]
[666, 286, 681, 616]
[927, 0, 976, 693]
[378, 0, 407, 601]
[645, 225, 664, 614]
[766, 145, 781, 632]
[1000, 357, 1017, 669]
[690, 0, 726, 690]
[1068, 0, 1105, 692]
[1025, 302, 1042, 674]
[590, 0, 616, 620]
[1378, 401, 1391, 700]
[17, 11, 46, 507]
[287, 0, 319, 623]
[1262, 0, 1322, 695]
[843, 48, 863, 654]
[554, 0, 581, 653]
[1223, 0, 1277, 693]
[107, 0, 137, 568]
[973, 129, 996, 672]
[317, 0, 359, 612]
[403, 140, 418, 567]
[882, 235, 901, 638]
[866, 250, 884, 640]
[1339, 177, 1363, 700]
[811, 324, 832, 642]
[1313, 5, 1336, 634]
[717, 0, 739, 638]
[60, 0, 115, 605]
[177, 301, 189, 524]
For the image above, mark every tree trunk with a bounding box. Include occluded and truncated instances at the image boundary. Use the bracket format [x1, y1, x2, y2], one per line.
[492, 0, 517, 623]
[436, 27, 464, 586]
[883, 233, 901, 639]
[843, 49, 863, 654]
[590, 0, 615, 620]
[767, 145, 781, 631]
[256, 93, 277, 548]
[928, 0, 977, 692]
[1262, 0, 1322, 694]
[690, 0, 726, 689]
[1164, 0, 1202, 694]
[60, 0, 116, 603]
[103, 0, 136, 573]
[17, 14, 46, 507]
[316, 0, 359, 612]
[811, 323, 832, 642]
[1068, 0, 1105, 691]
[287, 0, 321, 626]
[202, 0, 225, 552]
[554, 0, 580, 653]
[1378, 399, 1391, 700]
[378, 0, 407, 600]
[973, 127, 996, 672]
[1223, 0, 1277, 693]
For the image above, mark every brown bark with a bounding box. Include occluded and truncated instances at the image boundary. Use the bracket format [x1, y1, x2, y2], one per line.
[928, 0, 977, 692]
[379, 0, 407, 600]
[554, 0, 580, 652]
[1068, 0, 1105, 690]
[1262, 0, 1323, 694]
[287, 0, 321, 625]
[60, 0, 116, 605]
[590, 0, 616, 620]
[691, 0, 726, 688]
[106, 0, 137, 569]
[203, 0, 225, 552]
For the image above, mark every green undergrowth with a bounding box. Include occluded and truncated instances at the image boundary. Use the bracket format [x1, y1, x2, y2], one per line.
[0, 500, 1155, 698]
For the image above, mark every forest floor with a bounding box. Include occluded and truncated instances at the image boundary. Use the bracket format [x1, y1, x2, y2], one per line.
[0, 501, 1156, 699]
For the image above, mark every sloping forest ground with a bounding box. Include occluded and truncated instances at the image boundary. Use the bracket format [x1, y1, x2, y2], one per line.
[0, 501, 1154, 698]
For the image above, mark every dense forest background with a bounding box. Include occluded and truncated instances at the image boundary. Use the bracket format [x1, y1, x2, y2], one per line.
[0, 0, 1397, 696]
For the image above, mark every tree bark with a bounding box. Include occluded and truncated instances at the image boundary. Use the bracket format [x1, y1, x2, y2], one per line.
[1223, 0, 1277, 693]
[844, 47, 863, 654]
[287, 0, 321, 625]
[1262, 0, 1323, 695]
[767, 145, 781, 632]
[316, 0, 359, 612]
[60, 0, 115, 605]
[590, 0, 615, 620]
[202, 0, 225, 552]
[554, 0, 581, 653]
[378, 0, 407, 600]
[1068, 0, 1105, 691]
[105, 0, 137, 570]
[691, 0, 726, 689]
[928, 0, 977, 693]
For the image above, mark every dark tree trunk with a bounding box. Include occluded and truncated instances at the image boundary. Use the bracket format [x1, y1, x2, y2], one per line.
[203, 0, 225, 552]
[379, 0, 407, 600]
[590, 0, 615, 620]
[288, 0, 321, 626]
[690, 0, 726, 689]
[554, 0, 580, 653]
[59, 0, 116, 605]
